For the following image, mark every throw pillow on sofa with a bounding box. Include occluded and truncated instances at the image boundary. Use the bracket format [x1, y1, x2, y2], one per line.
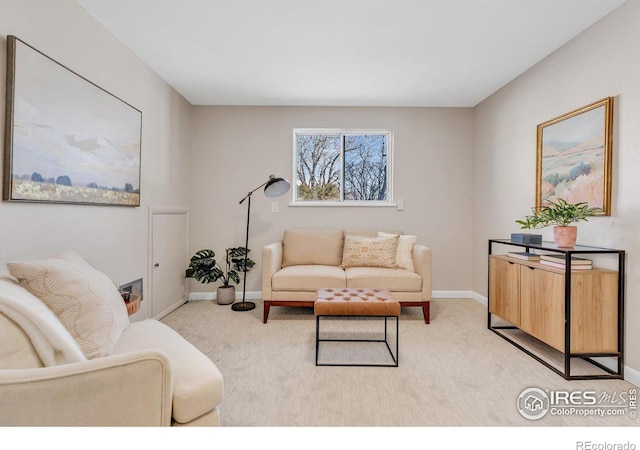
[378, 232, 417, 272]
[341, 234, 399, 268]
[7, 250, 129, 359]
[0, 271, 87, 367]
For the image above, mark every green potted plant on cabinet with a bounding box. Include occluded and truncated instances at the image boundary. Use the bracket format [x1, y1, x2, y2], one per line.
[515, 198, 601, 247]
[185, 247, 256, 305]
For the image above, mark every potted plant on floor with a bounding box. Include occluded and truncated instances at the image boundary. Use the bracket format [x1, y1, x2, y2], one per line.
[185, 247, 255, 305]
[515, 198, 601, 247]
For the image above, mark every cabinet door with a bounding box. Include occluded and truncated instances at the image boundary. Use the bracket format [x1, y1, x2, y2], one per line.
[571, 271, 618, 353]
[520, 266, 565, 351]
[489, 257, 520, 326]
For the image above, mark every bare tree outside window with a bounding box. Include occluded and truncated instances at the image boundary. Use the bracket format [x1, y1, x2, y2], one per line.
[295, 134, 341, 201]
[294, 130, 392, 204]
[344, 135, 387, 201]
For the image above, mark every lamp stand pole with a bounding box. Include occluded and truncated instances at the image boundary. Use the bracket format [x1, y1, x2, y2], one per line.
[232, 191, 256, 312]
[232, 175, 289, 312]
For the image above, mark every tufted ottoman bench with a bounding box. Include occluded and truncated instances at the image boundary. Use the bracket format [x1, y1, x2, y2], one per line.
[314, 288, 400, 367]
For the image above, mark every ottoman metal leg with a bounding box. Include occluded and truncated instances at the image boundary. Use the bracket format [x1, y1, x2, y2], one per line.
[315, 315, 399, 367]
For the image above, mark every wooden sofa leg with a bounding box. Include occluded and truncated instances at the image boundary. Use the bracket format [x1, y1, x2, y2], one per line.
[263, 301, 271, 324]
[399, 301, 430, 324]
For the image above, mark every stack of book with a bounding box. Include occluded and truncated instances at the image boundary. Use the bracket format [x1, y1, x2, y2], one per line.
[539, 254, 593, 270]
[506, 251, 540, 261]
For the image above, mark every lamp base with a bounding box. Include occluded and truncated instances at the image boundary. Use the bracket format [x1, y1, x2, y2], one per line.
[231, 301, 256, 312]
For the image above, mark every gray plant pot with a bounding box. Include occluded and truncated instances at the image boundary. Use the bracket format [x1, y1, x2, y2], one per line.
[216, 286, 235, 305]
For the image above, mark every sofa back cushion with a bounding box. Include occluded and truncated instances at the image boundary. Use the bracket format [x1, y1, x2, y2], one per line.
[282, 229, 344, 267]
[345, 230, 403, 238]
[7, 250, 129, 360]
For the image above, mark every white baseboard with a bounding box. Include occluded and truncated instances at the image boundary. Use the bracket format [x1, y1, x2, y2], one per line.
[191, 290, 487, 303]
[624, 365, 640, 387]
[471, 292, 488, 306]
[431, 290, 488, 306]
[432, 290, 473, 299]
[189, 290, 262, 301]
[590, 357, 639, 387]
[192, 290, 480, 301]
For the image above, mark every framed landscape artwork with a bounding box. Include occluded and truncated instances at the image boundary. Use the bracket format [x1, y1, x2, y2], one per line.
[3, 35, 142, 206]
[535, 97, 613, 216]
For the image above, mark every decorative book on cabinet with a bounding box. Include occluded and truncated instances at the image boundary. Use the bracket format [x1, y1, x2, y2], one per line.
[487, 239, 625, 380]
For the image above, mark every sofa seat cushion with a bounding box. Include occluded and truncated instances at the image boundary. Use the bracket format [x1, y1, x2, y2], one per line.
[113, 319, 223, 424]
[345, 267, 423, 291]
[272, 265, 346, 291]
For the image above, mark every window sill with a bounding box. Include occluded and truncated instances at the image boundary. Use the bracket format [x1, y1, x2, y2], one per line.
[289, 201, 397, 207]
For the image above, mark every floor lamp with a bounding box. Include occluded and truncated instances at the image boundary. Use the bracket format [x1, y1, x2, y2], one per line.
[233, 175, 291, 312]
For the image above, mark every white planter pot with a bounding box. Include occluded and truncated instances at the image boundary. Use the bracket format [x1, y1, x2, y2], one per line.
[216, 286, 235, 305]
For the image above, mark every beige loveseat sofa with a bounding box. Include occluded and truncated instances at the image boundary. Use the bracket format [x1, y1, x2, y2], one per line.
[262, 229, 431, 323]
[0, 251, 223, 427]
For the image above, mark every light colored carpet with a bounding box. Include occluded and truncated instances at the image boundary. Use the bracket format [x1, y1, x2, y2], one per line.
[161, 298, 638, 427]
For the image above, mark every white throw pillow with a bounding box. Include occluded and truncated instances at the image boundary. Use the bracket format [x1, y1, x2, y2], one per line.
[341, 235, 399, 268]
[7, 250, 129, 359]
[379, 232, 416, 271]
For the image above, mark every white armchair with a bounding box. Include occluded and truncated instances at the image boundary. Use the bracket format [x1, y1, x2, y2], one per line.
[0, 320, 224, 426]
[1, 349, 173, 426]
[0, 264, 223, 427]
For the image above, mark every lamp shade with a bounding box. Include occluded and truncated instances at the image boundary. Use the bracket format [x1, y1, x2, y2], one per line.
[264, 176, 290, 198]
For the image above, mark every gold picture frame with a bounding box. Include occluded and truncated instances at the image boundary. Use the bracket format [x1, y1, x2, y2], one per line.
[535, 97, 613, 215]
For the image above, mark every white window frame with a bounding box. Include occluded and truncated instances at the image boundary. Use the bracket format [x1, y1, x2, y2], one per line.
[291, 128, 395, 207]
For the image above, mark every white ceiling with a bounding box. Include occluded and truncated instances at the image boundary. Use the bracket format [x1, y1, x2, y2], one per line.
[76, 0, 627, 107]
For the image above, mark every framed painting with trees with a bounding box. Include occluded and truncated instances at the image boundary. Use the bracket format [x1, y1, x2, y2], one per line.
[3, 35, 142, 206]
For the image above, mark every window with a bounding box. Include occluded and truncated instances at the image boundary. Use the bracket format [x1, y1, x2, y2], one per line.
[293, 129, 393, 205]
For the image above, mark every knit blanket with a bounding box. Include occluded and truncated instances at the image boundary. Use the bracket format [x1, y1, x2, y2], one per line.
[0, 272, 86, 366]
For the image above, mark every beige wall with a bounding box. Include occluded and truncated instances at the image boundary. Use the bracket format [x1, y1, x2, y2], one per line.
[189, 106, 474, 294]
[473, 1, 640, 377]
[0, 1, 193, 319]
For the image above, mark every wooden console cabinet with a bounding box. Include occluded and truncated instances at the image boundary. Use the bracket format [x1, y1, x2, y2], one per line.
[488, 239, 625, 380]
